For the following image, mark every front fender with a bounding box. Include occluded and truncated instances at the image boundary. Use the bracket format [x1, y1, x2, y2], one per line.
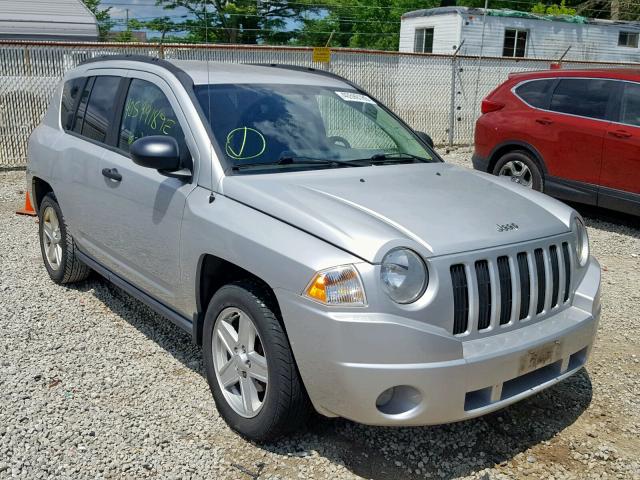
[178, 186, 364, 315]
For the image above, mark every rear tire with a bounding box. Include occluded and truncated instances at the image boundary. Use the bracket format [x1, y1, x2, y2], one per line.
[202, 281, 310, 442]
[493, 150, 543, 191]
[38, 193, 90, 284]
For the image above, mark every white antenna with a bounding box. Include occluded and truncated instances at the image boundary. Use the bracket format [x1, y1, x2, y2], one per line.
[205, 0, 211, 119]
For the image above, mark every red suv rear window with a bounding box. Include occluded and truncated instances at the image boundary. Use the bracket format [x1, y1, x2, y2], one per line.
[514, 79, 555, 109]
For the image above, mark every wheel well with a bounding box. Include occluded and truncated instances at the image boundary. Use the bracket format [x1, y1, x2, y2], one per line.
[32, 177, 53, 212]
[488, 144, 545, 175]
[194, 254, 279, 346]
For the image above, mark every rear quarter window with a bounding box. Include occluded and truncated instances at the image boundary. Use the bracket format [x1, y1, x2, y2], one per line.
[514, 79, 555, 109]
[60, 77, 85, 131]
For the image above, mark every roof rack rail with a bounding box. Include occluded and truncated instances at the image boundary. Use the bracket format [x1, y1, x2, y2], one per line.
[249, 63, 360, 90]
[77, 53, 196, 91]
[78, 53, 175, 69]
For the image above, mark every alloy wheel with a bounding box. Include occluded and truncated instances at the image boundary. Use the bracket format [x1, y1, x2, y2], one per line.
[212, 307, 269, 418]
[498, 160, 533, 188]
[42, 206, 63, 271]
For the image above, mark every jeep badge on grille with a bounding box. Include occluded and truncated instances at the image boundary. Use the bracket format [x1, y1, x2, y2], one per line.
[497, 222, 519, 232]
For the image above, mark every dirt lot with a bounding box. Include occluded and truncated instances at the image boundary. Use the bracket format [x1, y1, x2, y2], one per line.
[1, 150, 638, 479]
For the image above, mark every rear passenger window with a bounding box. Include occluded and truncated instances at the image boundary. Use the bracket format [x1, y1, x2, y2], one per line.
[620, 82, 640, 126]
[80, 76, 121, 143]
[550, 79, 613, 120]
[514, 79, 554, 109]
[118, 79, 190, 166]
[60, 77, 84, 131]
[72, 77, 94, 135]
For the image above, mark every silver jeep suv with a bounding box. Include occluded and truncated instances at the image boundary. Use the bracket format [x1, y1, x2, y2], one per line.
[27, 56, 601, 441]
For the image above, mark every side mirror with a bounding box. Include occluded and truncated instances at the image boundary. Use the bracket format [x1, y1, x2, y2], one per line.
[415, 131, 434, 148]
[130, 136, 181, 172]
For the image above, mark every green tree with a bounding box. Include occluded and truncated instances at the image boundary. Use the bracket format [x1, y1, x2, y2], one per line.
[128, 17, 188, 43]
[532, 0, 577, 15]
[296, 0, 442, 50]
[112, 30, 134, 42]
[575, 0, 640, 20]
[155, 0, 305, 44]
[82, 0, 114, 41]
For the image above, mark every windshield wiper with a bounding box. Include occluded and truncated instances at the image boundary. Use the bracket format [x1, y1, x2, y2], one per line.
[232, 155, 362, 171]
[277, 156, 363, 167]
[368, 152, 431, 163]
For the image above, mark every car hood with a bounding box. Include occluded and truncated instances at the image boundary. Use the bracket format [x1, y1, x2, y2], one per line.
[221, 163, 571, 263]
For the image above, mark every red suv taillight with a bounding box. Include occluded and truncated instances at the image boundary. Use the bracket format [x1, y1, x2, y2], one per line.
[481, 99, 505, 114]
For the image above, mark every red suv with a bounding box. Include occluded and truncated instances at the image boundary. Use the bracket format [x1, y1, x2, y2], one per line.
[473, 69, 640, 216]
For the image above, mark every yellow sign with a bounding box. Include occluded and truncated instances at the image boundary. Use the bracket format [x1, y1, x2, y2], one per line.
[312, 47, 331, 64]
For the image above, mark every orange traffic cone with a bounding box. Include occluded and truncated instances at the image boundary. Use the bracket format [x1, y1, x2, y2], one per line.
[16, 191, 36, 216]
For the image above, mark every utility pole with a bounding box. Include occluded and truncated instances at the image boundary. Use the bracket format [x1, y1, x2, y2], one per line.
[125, 8, 130, 30]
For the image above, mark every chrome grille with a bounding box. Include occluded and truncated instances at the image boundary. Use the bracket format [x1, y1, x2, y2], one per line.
[450, 241, 572, 336]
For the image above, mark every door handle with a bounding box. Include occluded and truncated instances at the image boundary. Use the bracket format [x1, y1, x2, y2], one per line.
[535, 117, 554, 125]
[608, 130, 632, 139]
[101, 168, 122, 181]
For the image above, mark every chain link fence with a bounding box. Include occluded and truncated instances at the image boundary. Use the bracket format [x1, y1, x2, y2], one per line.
[0, 41, 636, 168]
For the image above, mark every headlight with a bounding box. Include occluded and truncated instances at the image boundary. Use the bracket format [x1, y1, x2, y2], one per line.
[380, 248, 428, 304]
[304, 265, 366, 306]
[573, 217, 589, 267]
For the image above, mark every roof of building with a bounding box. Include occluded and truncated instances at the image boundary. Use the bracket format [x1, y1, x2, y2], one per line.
[0, 0, 99, 41]
[402, 6, 640, 28]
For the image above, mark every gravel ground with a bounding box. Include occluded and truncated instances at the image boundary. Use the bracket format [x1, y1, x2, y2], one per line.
[1, 151, 638, 480]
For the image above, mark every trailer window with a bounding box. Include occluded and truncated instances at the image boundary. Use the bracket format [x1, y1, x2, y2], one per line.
[618, 31, 639, 48]
[414, 28, 434, 53]
[503, 29, 527, 57]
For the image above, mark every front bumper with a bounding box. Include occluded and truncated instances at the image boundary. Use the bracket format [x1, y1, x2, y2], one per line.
[276, 257, 600, 426]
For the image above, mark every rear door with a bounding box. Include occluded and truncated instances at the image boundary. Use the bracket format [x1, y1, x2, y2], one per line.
[93, 72, 198, 307]
[541, 78, 616, 190]
[57, 75, 123, 256]
[601, 80, 640, 210]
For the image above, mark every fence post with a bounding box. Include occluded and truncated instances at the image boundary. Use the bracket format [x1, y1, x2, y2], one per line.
[448, 41, 464, 148]
[448, 55, 457, 148]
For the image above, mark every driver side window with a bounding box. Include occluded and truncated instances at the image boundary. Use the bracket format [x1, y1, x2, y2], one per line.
[317, 95, 398, 151]
[119, 79, 191, 167]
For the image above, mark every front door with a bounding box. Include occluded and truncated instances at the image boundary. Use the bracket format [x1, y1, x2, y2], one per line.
[601, 81, 640, 210]
[538, 78, 615, 188]
[95, 74, 198, 307]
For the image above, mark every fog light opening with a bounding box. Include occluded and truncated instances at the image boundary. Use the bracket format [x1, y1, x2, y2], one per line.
[375, 385, 422, 415]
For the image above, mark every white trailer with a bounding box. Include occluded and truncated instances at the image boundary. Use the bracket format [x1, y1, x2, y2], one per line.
[400, 6, 640, 62]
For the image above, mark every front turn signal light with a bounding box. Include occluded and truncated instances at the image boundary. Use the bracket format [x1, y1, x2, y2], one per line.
[304, 265, 366, 306]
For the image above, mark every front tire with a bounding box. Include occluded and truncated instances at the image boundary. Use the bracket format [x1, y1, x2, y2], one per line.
[38, 193, 90, 284]
[493, 150, 543, 191]
[203, 281, 310, 441]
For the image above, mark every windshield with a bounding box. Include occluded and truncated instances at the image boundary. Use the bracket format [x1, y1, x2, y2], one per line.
[194, 83, 435, 173]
